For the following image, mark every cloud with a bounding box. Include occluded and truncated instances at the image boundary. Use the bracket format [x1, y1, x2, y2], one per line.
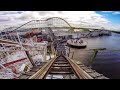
[101, 11, 120, 15]
[0, 11, 22, 15]
[57, 11, 110, 29]
[101, 11, 114, 13]
[0, 11, 119, 31]
[112, 11, 120, 14]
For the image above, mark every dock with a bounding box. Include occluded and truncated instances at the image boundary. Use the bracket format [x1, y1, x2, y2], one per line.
[0, 17, 109, 79]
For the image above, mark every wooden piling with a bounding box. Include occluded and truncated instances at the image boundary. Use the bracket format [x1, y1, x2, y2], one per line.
[25, 51, 36, 67]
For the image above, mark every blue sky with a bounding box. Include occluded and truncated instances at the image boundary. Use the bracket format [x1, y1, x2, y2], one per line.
[0, 11, 120, 31]
[96, 11, 120, 25]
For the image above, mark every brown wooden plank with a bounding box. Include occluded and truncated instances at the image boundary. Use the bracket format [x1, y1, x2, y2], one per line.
[50, 67, 72, 72]
[29, 56, 58, 79]
[95, 76, 109, 79]
[49, 72, 74, 74]
[18, 75, 30, 79]
[54, 62, 68, 64]
[88, 72, 102, 78]
[65, 56, 93, 79]
[52, 64, 70, 67]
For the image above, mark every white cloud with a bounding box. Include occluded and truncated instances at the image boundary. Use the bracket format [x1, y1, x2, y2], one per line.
[0, 11, 119, 31]
[101, 11, 114, 13]
[101, 11, 120, 15]
[113, 11, 120, 14]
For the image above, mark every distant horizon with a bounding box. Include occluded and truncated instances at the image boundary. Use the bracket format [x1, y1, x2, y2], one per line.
[0, 11, 120, 31]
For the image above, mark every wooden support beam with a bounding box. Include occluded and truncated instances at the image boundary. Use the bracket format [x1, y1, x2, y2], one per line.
[0, 39, 18, 44]
[0, 50, 43, 52]
[52, 64, 70, 67]
[0, 39, 33, 47]
[49, 72, 74, 75]
[65, 56, 93, 79]
[29, 56, 58, 79]
[54, 62, 68, 64]
[25, 51, 36, 67]
[50, 67, 72, 72]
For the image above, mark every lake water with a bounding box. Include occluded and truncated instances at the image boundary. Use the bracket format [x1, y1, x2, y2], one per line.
[70, 32, 120, 79]
[82, 32, 120, 50]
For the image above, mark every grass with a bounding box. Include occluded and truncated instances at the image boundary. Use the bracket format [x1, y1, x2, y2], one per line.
[88, 49, 98, 66]
[80, 28, 90, 31]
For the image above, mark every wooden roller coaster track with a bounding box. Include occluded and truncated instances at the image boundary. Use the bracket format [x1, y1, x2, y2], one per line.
[29, 53, 93, 79]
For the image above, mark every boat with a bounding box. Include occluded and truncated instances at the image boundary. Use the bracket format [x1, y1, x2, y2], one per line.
[67, 39, 87, 49]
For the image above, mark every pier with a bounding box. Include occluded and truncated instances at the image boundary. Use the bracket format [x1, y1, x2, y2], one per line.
[0, 17, 109, 79]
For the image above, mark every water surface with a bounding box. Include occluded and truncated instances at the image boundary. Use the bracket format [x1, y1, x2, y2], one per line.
[71, 32, 120, 79]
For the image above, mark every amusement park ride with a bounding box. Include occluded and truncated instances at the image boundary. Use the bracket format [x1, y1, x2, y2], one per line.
[0, 17, 108, 79]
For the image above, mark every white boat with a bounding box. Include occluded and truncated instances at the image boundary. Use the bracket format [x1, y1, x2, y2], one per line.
[67, 39, 87, 49]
